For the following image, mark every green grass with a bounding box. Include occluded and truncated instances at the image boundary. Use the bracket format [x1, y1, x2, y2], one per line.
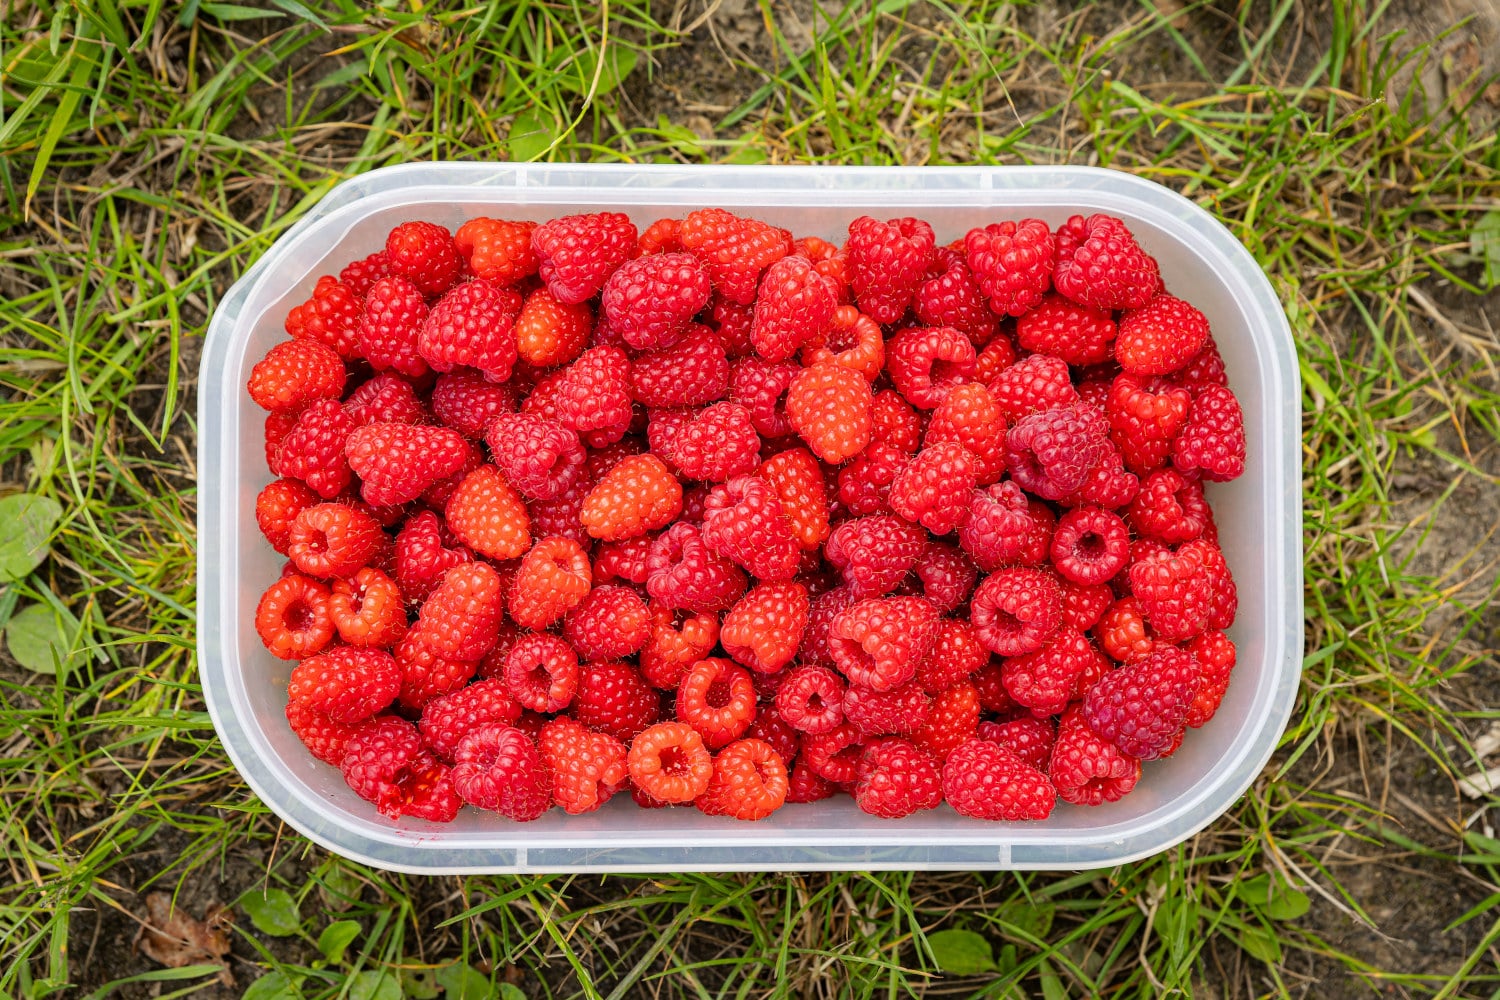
[1, 0, 1498, 996]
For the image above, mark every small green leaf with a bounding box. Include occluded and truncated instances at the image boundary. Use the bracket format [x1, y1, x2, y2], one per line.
[242, 970, 302, 1000]
[238, 889, 302, 937]
[0, 493, 62, 582]
[1470, 210, 1500, 288]
[995, 901, 1054, 940]
[317, 920, 361, 964]
[1235, 874, 1273, 908]
[400, 968, 439, 1000]
[508, 107, 555, 162]
[434, 962, 489, 1000]
[349, 970, 400, 1000]
[315, 59, 370, 92]
[1263, 886, 1310, 921]
[720, 140, 768, 165]
[927, 928, 997, 975]
[5, 602, 83, 676]
[1235, 926, 1283, 964]
[497, 986, 526, 1000]
[199, 2, 282, 21]
[1038, 959, 1068, 1000]
[562, 45, 637, 96]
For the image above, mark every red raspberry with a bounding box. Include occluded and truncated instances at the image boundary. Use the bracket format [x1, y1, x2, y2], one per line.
[801, 304, 884, 382]
[696, 737, 789, 820]
[972, 660, 1013, 714]
[394, 510, 473, 602]
[329, 567, 408, 648]
[836, 441, 905, 516]
[256, 478, 321, 554]
[785, 362, 873, 464]
[801, 722, 863, 784]
[358, 276, 430, 378]
[909, 681, 981, 762]
[641, 602, 720, 689]
[679, 208, 791, 305]
[787, 757, 838, 802]
[419, 678, 522, 761]
[344, 374, 428, 429]
[628, 722, 714, 803]
[660, 402, 761, 483]
[526, 346, 633, 448]
[385, 221, 462, 296]
[846, 216, 935, 323]
[454, 217, 538, 286]
[600, 252, 711, 350]
[286, 275, 363, 358]
[964, 219, 1054, 317]
[1062, 442, 1140, 510]
[757, 447, 831, 551]
[729, 357, 799, 438]
[974, 333, 1019, 386]
[513, 286, 592, 368]
[710, 295, 756, 357]
[395, 641, 476, 723]
[581, 454, 682, 541]
[248, 338, 345, 413]
[502, 634, 580, 713]
[886, 326, 977, 410]
[852, 739, 942, 818]
[942, 738, 1056, 821]
[525, 461, 594, 548]
[824, 514, 925, 598]
[1179, 537, 1237, 629]
[638, 218, 683, 255]
[531, 212, 638, 304]
[870, 389, 924, 453]
[720, 582, 808, 674]
[924, 382, 1005, 485]
[644, 406, 692, 458]
[255, 573, 334, 659]
[450, 722, 552, 820]
[555, 585, 645, 662]
[508, 536, 592, 629]
[485, 412, 584, 502]
[1052, 213, 1159, 311]
[418, 437, 484, 510]
[538, 717, 628, 815]
[645, 521, 748, 612]
[592, 535, 653, 586]
[339, 250, 390, 297]
[987, 354, 1079, 423]
[1128, 469, 1210, 543]
[746, 699, 801, 765]
[1059, 579, 1114, 632]
[916, 617, 987, 693]
[1185, 629, 1236, 727]
[1049, 705, 1141, 805]
[1106, 373, 1192, 474]
[265, 411, 299, 471]
[1002, 625, 1109, 717]
[1115, 294, 1209, 375]
[971, 567, 1062, 656]
[1128, 547, 1211, 642]
[675, 657, 757, 748]
[574, 661, 660, 741]
[977, 716, 1056, 771]
[911, 543, 978, 614]
[699, 475, 800, 581]
[286, 502, 383, 579]
[888, 442, 976, 535]
[408, 562, 504, 662]
[1005, 402, 1111, 501]
[798, 586, 857, 666]
[288, 646, 400, 724]
[1172, 385, 1246, 482]
[342, 716, 461, 821]
[1095, 596, 1155, 664]
[1014, 294, 1116, 366]
[775, 664, 846, 734]
[915, 246, 999, 346]
[843, 681, 930, 737]
[286, 699, 370, 766]
[417, 280, 520, 383]
[1172, 335, 1229, 394]
[959, 481, 1054, 571]
[1083, 645, 1200, 760]
[345, 422, 468, 506]
[750, 254, 838, 362]
[829, 596, 939, 692]
[1049, 506, 1130, 586]
[628, 326, 728, 409]
[443, 464, 532, 560]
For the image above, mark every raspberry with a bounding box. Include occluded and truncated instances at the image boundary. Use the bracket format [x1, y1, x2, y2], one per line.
[538, 717, 629, 815]
[645, 521, 747, 613]
[339, 250, 390, 297]
[924, 382, 1006, 485]
[256, 478, 321, 554]
[836, 441, 905, 516]
[829, 596, 940, 692]
[823, 515, 925, 598]
[634, 605, 713, 691]
[600, 252, 712, 350]
[509, 536, 592, 629]
[329, 567, 408, 648]
[1115, 294, 1209, 376]
[408, 562, 505, 662]
[709, 295, 756, 358]
[394, 629, 481, 709]
[959, 481, 1054, 571]
[628, 326, 729, 409]
[286, 699, 370, 766]
[695, 738, 788, 820]
[700, 475, 800, 581]
[912, 543, 978, 614]
[573, 661, 660, 742]
[676, 657, 758, 748]
[419, 678, 523, 761]
[844, 681, 930, 736]
[963, 219, 1054, 317]
[869, 389, 924, 453]
[1172, 335, 1229, 394]
[592, 535, 653, 586]
[914, 247, 999, 346]
[775, 664, 846, 735]
[1059, 579, 1114, 632]
[444, 464, 532, 560]
[248, 338, 345, 413]
[1014, 294, 1116, 366]
[854, 739, 943, 818]
[286, 502, 384, 579]
[394, 510, 473, 602]
[265, 411, 299, 471]
[1001, 625, 1109, 717]
[1172, 385, 1246, 482]
[501, 634, 579, 713]
[787, 757, 838, 803]
[971, 567, 1062, 657]
[680, 208, 792, 305]
[628, 722, 714, 803]
[1052, 213, 1159, 311]
[342, 716, 461, 821]
[1005, 403, 1111, 501]
[751, 254, 838, 361]
[527, 463, 596, 548]
[909, 681, 981, 762]
[1106, 374, 1192, 475]
[450, 723, 552, 820]
[845, 216, 935, 323]
[286, 275, 363, 358]
[1128, 547, 1212, 642]
[888, 442, 976, 535]
[978, 716, 1056, 770]
[563, 584, 650, 661]
[531, 212, 639, 304]
[1063, 441, 1140, 510]
[660, 402, 761, 483]
[720, 581, 808, 674]
[581, 454, 683, 541]
[801, 722, 862, 783]
[358, 276, 430, 378]
[886, 326, 977, 410]
[972, 660, 1013, 713]
[420, 280, 521, 383]
[757, 447, 831, 551]
[513, 286, 592, 368]
[345, 422, 470, 507]
[801, 304, 885, 382]
[785, 362, 873, 464]
[1049, 506, 1130, 586]
[729, 357, 800, 439]
[638, 218, 683, 255]
[987, 354, 1078, 423]
[746, 699, 801, 764]
[1185, 629, 1236, 727]
[1127, 469, 1210, 543]
[454, 217, 539, 286]
[942, 739, 1056, 821]
[485, 413, 585, 502]
[255, 573, 334, 659]
[345, 373, 429, 428]
[1095, 596, 1155, 664]
[799, 587, 856, 666]
[385, 221, 463, 296]
[1083, 645, 1201, 760]
[915, 617, 987, 693]
[540, 346, 634, 447]
[974, 333, 1019, 386]
[1179, 537, 1237, 629]
[288, 646, 401, 724]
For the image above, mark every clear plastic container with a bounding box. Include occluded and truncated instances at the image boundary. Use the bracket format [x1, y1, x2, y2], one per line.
[197, 163, 1302, 873]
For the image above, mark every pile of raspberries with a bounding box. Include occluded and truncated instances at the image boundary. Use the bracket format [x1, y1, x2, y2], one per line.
[250, 208, 1245, 824]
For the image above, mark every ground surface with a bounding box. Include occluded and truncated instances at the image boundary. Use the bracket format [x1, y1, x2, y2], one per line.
[1, 0, 1499, 997]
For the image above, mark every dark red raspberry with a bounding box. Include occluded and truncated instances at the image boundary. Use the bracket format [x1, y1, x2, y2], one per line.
[563, 584, 651, 661]
[538, 716, 629, 815]
[799, 587, 857, 667]
[974, 333, 1019, 386]
[824, 514, 925, 598]
[660, 402, 762, 483]
[600, 251, 711, 350]
[888, 442, 977, 535]
[1179, 537, 1237, 630]
[287, 502, 385, 579]
[977, 716, 1056, 770]
[641, 603, 720, 689]
[1185, 629, 1236, 727]
[837, 441, 906, 516]
[1127, 547, 1212, 642]
[730, 357, 800, 438]
[358, 276, 430, 378]
[1052, 213, 1159, 311]
[342, 716, 461, 822]
[971, 660, 1013, 714]
[787, 757, 838, 803]
[256, 478, 321, 554]
[286, 700, 370, 766]
[751, 254, 839, 362]
[645, 521, 748, 613]
[339, 250, 391, 297]
[248, 338, 345, 414]
[1002, 625, 1109, 717]
[914, 246, 999, 346]
[1059, 579, 1115, 632]
[801, 722, 863, 784]
[676, 657, 758, 749]
[1015, 293, 1116, 366]
[745, 699, 802, 766]
[700, 475, 800, 581]
[418, 279, 520, 382]
[959, 481, 1054, 571]
[450, 722, 552, 820]
[454, 217, 538, 287]
[592, 535, 654, 586]
[710, 294, 757, 357]
[286, 275, 363, 358]
[843, 681, 930, 737]
[526, 462, 594, 548]
[828, 596, 940, 692]
[885, 326, 977, 410]
[539, 346, 634, 448]
[1083, 645, 1200, 760]
[971, 567, 1062, 657]
[419, 678, 523, 761]
[695, 737, 789, 820]
[679, 208, 791, 305]
[915, 617, 987, 693]
[924, 382, 1006, 485]
[531, 212, 639, 305]
[987, 354, 1079, 423]
[942, 738, 1056, 820]
[869, 389, 924, 454]
[775, 664, 846, 735]
[485, 412, 585, 502]
[345, 422, 470, 507]
[912, 543, 978, 614]
[265, 411, 299, 471]
[1172, 385, 1246, 482]
[431, 368, 518, 439]
[854, 739, 943, 818]
[1062, 441, 1140, 510]
[1171, 335, 1229, 394]
[574, 661, 659, 742]
[845, 216, 935, 323]
[1049, 506, 1130, 586]
[1107, 373, 1192, 475]
[721, 582, 808, 674]
[1050, 704, 1142, 806]
[1005, 402, 1111, 501]
[345, 373, 428, 428]
[629, 325, 730, 408]
[1127, 469, 1210, 543]
[275, 399, 356, 499]
[394, 510, 473, 602]
[964, 219, 1054, 317]
[385, 221, 463, 296]
[909, 681, 981, 762]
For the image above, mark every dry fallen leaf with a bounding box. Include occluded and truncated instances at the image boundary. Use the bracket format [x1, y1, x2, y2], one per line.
[134, 892, 235, 987]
